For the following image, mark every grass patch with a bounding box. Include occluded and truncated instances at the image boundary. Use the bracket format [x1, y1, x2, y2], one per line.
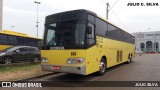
[0, 63, 46, 81]
[0, 64, 40, 73]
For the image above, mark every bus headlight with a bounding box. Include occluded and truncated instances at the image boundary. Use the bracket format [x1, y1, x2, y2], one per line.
[67, 58, 84, 64]
[41, 57, 48, 63]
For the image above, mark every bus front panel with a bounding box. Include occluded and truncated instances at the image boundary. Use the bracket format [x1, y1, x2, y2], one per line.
[41, 50, 87, 75]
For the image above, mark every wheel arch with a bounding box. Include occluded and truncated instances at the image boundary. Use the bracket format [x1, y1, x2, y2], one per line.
[101, 55, 107, 68]
[4, 55, 13, 59]
[128, 53, 131, 59]
[131, 53, 133, 58]
[3, 55, 13, 64]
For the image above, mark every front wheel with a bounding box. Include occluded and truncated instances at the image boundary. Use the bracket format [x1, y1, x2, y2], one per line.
[4, 57, 12, 64]
[32, 56, 39, 63]
[97, 58, 106, 76]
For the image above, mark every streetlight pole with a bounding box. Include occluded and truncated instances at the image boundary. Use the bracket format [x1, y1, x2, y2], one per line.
[34, 1, 41, 38]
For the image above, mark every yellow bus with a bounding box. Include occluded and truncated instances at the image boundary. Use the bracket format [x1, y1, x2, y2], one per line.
[0, 30, 42, 51]
[41, 10, 135, 75]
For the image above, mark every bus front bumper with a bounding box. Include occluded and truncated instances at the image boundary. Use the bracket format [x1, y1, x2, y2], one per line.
[41, 64, 86, 75]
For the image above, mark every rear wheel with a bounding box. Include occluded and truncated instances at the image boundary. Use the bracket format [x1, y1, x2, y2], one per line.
[4, 57, 12, 64]
[97, 58, 106, 76]
[127, 54, 132, 64]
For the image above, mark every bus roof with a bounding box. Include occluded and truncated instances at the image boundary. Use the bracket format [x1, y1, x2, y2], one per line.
[0, 30, 42, 40]
[46, 9, 133, 36]
[46, 9, 96, 18]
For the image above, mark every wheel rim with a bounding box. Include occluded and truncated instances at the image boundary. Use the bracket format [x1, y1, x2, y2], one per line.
[5, 58, 11, 64]
[100, 62, 105, 73]
[34, 57, 38, 62]
[128, 58, 131, 63]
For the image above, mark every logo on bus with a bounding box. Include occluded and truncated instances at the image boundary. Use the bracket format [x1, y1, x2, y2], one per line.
[50, 46, 65, 50]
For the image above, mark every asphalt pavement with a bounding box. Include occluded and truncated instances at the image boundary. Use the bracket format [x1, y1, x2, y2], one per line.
[1, 54, 160, 90]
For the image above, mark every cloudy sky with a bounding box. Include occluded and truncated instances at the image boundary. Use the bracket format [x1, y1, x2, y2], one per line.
[2, 0, 160, 38]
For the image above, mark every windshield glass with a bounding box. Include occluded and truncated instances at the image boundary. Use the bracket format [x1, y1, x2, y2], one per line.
[43, 20, 86, 49]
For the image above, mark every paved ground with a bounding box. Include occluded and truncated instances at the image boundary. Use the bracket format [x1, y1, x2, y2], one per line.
[1, 54, 160, 90]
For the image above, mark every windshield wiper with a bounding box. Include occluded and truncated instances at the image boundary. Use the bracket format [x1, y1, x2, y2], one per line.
[46, 37, 55, 47]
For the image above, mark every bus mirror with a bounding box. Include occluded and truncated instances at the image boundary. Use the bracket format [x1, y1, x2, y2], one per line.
[87, 26, 92, 34]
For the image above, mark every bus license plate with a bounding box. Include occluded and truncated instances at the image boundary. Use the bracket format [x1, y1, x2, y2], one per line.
[53, 66, 61, 70]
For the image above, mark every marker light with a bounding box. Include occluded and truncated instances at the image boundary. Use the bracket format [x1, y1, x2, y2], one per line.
[41, 57, 48, 63]
[67, 58, 84, 64]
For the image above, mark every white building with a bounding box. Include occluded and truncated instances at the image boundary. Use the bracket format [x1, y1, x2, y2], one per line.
[133, 31, 160, 53]
[0, 0, 3, 30]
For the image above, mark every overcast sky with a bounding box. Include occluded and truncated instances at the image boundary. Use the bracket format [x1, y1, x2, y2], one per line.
[2, 0, 160, 38]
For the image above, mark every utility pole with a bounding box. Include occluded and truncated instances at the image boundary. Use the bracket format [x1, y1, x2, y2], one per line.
[106, 2, 109, 20]
[34, 1, 41, 38]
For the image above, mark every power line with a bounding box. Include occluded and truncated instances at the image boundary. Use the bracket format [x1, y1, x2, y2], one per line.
[99, 0, 120, 11]
[111, 9, 130, 31]
[99, 0, 106, 4]
[109, 0, 120, 11]
[108, 0, 129, 31]
[98, 0, 129, 31]
[98, 0, 120, 20]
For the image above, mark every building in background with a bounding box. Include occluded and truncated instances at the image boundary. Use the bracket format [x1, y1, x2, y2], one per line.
[133, 31, 160, 53]
[0, 0, 3, 30]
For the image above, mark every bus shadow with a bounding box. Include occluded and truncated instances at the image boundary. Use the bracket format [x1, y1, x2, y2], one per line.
[43, 62, 132, 87]
[106, 61, 129, 73]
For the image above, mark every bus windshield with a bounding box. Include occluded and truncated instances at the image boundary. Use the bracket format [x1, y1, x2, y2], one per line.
[43, 20, 86, 49]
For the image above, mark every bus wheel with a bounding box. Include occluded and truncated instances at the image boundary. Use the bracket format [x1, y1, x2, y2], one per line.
[97, 58, 106, 76]
[4, 57, 12, 64]
[127, 55, 132, 64]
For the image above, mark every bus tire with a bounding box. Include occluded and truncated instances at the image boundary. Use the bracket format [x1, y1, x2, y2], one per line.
[130, 53, 133, 63]
[127, 54, 132, 64]
[97, 58, 106, 76]
[4, 57, 12, 64]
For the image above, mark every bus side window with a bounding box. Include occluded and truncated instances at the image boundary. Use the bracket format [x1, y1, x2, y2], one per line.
[87, 23, 95, 45]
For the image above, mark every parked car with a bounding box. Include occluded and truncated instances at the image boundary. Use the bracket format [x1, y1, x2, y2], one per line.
[0, 46, 41, 64]
[135, 50, 143, 56]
